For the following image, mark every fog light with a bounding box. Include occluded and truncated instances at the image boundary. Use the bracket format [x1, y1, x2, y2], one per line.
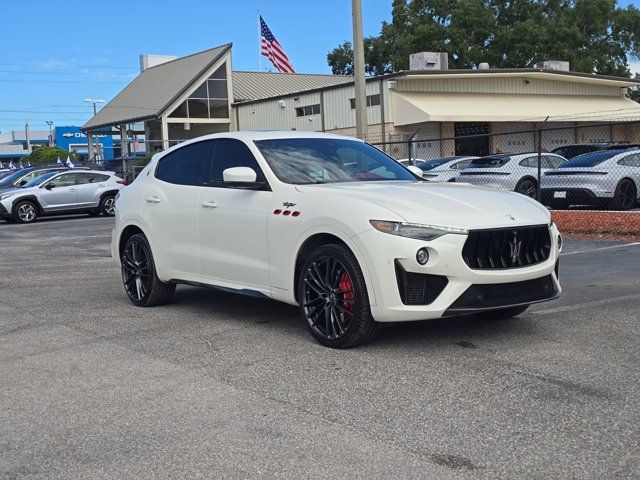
[557, 234, 563, 253]
[416, 248, 429, 265]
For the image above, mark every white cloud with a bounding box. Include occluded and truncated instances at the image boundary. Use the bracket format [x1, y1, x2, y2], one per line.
[628, 61, 640, 77]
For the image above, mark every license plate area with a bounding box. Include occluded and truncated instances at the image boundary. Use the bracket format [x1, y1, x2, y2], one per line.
[554, 191, 567, 198]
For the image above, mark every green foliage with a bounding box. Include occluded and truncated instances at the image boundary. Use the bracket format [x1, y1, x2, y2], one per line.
[24, 146, 77, 166]
[328, 0, 640, 76]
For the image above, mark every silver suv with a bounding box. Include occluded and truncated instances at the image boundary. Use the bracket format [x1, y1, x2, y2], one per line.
[0, 169, 125, 223]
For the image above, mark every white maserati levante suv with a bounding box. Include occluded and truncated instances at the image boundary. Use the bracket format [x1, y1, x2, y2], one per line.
[112, 132, 562, 348]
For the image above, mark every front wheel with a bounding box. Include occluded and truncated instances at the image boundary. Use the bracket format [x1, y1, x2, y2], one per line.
[121, 233, 175, 307]
[298, 244, 379, 348]
[13, 200, 38, 224]
[515, 178, 538, 199]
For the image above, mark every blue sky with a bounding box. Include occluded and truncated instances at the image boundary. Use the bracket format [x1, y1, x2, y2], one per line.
[0, 0, 638, 133]
[0, 0, 391, 133]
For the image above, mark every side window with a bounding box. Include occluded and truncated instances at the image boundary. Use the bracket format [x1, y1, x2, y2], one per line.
[48, 173, 77, 187]
[619, 154, 640, 167]
[519, 157, 536, 168]
[452, 160, 471, 170]
[78, 173, 110, 184]
[546, 156, 566, 169]
[17, 171, 39, 184]
[155, 141, 214, 186]
[209, 139, 267, 185]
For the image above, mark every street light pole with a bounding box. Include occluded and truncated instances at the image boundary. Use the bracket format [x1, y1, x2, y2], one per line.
[352, 0, 367, 140]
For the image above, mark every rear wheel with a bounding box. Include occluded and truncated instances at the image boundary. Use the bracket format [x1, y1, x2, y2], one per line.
[611, 179, 637, 211]
[100, 194, 116, 216]
[515, 178, 538, 199]
[475, 305, 529, 320]
[121, 233, 175, 307]
[13, 200, 38, 224]
[298, 244, 379, 348]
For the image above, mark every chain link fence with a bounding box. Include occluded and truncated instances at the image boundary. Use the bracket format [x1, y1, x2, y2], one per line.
[371, 122, 640, 214]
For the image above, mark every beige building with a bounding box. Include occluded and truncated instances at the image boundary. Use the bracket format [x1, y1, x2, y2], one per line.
[83, 44, 640, 159]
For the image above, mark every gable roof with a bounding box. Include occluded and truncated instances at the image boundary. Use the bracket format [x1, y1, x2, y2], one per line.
[231, 71, 352, 102]
[82, 44, 231, 131]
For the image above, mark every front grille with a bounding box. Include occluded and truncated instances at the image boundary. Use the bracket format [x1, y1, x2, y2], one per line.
[462, 225, 551, 269]
[394, 260, 448, 305]
[446, 275, 557, 312]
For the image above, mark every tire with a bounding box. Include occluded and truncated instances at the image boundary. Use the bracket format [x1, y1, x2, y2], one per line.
[298, 243, 379, 348]
[515, 178, 538, 199]
[13, 200, 38, 224]
[121, 233, 175, 307]
[100, 194, 116, 216]
[610, 179, 637, 211]
[475, 305, 529, 320]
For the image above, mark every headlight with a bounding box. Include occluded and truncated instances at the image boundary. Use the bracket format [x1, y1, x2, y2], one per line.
[0, 193, 14, 201]
[369, 220, 467, 241]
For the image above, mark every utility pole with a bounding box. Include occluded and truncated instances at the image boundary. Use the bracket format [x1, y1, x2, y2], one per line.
[46, 121, 53, 147]
[25, 120, 32, 154]
[83, 98, 104, 115]
[352, 0, 367, 140]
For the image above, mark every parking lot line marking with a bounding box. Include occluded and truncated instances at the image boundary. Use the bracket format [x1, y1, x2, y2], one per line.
[561, 242, 640, 256]
[533, 293, 640, 315]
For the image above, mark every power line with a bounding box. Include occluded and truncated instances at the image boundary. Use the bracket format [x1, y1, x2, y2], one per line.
[0, 70, 135, 77]
[0, 62, 136, 70]
[0, 79, 125, 85]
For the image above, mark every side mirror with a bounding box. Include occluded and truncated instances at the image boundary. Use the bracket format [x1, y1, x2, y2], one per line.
[18, 180, 27, 186]
[407, 165, 424, 178]
[222, 167, 265, 189]
[45, 183, 55, 190]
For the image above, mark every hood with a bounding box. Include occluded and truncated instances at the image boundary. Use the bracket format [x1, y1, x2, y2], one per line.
[296, 181, 550, 230]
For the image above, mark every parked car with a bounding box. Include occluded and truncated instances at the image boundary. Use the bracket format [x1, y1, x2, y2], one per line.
[0, 169, 125, 223]
[457, 152, 567, 198]
[0, 165, 81, 191]
[551, 142, 640, 159]
[112, 132, 561, 348]
[416, 156, 477, 182]
[541, 149, 640, 210]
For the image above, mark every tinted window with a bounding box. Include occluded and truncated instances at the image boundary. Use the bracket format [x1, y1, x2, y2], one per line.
[560, 150, 622, 168]
[416, 159, 450, 170]
[452, 159, 472, 170]
[552, 145, 597, 159]
[23, 171, 58, 188]
[519, 157, 538, 168]
[545, 156, 566, 169]
[48, 173, 77, 187]
[468, 156, 511, 168]
[155, 141, 213, 186]
[255, 138, 417, 185]
[209, 139, 266, 185]
[0, 169, 34, 186]
[78, 173, 110, 184]
[618, 153, 640, 167]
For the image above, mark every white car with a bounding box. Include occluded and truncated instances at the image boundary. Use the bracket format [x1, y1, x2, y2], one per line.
[417, 156, 478, 182]
[541, 148, 640, 210]
[458, 153, 567, 198]
[111, 132, 562, 348]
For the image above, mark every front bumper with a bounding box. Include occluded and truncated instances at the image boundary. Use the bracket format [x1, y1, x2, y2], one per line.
[0, 201, 11, 219]
[353, 226, 561, 323]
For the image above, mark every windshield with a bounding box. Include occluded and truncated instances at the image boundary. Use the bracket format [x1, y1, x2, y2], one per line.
[22, 171, 58, 188]
[254, 138, 418, 185]
[0, 169, 32, 186]
[415, 158, 455, 170]
[468, 155, 511, 168]
[560, 150, 623, 168]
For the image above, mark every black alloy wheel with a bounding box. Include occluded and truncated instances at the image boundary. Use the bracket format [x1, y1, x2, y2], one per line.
[299, 244, 379, 348]
[515, 178, 538, 199]
[612, 179, 637, 211]
[121, 234, 175, 307]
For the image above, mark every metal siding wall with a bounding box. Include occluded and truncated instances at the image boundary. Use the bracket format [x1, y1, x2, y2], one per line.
[236, 92, 322, 132]
[395, 77, 620, 97]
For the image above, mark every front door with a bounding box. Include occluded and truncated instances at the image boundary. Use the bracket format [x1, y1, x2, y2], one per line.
[198, 139, 271, 292]
[142, 140, 214, 283]
[39, 172, 79, 211]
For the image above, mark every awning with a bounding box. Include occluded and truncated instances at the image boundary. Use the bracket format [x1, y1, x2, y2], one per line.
[391, 92, 640, 125]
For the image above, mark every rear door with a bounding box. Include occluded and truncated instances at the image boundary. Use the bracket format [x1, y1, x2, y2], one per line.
[142, 140, 214, 283]
[76, 172, 111, 208]
[38, 172, 79, 211]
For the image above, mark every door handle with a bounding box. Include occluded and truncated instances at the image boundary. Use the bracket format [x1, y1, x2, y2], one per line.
[69, 188, 76, 192]
[146, 196, 161, 204]
[201, 201, 218, 209]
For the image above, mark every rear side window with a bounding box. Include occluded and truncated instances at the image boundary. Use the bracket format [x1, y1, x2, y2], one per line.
[618, 153, 640, 167]
[469, 156, 510, 168]
[209, 139, 266, 185]
[155, 141, 213, 186]
[518, 157, 538, 168]
[78, 173, 110, 184]
[545, 156, 566, 169]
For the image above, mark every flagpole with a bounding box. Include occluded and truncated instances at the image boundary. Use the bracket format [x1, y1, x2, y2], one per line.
[257, 8, 262, 72]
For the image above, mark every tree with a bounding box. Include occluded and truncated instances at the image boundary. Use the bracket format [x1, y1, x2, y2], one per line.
[328, 0, 640, 77]
[23, 146, 77, 166]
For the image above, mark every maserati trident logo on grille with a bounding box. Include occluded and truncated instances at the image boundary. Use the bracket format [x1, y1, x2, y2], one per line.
[509, 232, 522, 264]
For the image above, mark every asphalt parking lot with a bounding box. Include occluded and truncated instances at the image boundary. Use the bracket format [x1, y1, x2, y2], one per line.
[1, 216, 639, 479]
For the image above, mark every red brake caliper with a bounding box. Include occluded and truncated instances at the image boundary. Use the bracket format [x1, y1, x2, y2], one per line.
[339, 272, 354, 318]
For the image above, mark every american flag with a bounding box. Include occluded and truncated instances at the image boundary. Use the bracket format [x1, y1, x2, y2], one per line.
[260, 16, 295, 74]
